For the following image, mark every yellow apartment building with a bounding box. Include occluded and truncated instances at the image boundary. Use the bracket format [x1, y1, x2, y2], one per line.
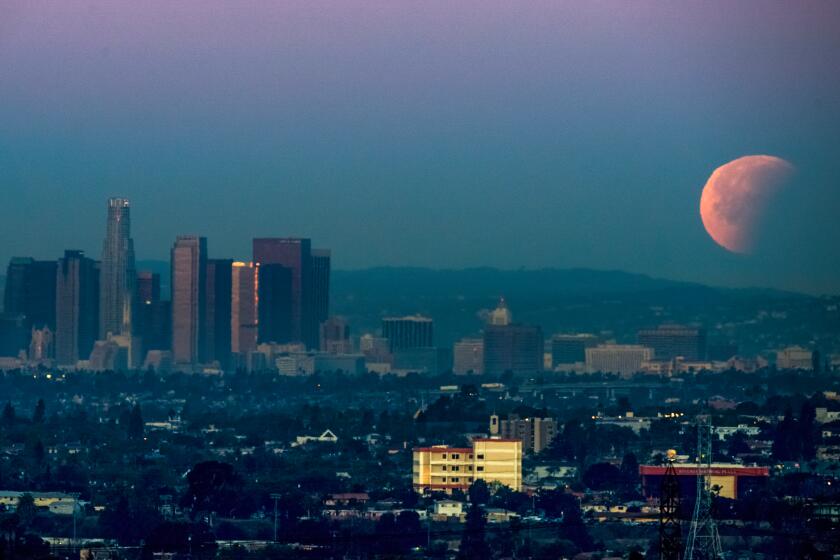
[413, 438, 522, 493]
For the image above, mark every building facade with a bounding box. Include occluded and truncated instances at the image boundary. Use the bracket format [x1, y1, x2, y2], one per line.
[204, 259, 232, 370]
[171, 236, 207, 366]
[231, 262, 258, 357]
[637, 324, 706, 361]
[55, 251, 99, 366]
[319, 316, 352, 354]
[453, 338, 484, 374]
[551, 333, 598, 367]
[489, 414, 558, 454]
[137, 273, 170, 359]
[99, 198, 137, 341]
[483, 324, 543, 376]
[311, 249, 331, 340]
[585, 344, 653, 376]
[776, 345, 813, 369]
[413, 438, 523, 493]
[381, 315, 434, 352]
[3, 257, 57, 332]
[257, 264, 293, 344]
[253, 238, 314, 347]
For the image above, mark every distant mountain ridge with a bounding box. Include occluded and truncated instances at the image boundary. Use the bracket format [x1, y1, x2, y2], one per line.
[134, 261, 807, 302]
[331, 266, 805, 300]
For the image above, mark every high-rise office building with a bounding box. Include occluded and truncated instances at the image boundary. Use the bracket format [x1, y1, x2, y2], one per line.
[204, 259, 232, 369]
[253, 238, 314, 347]
[637, 324, 706, 361]
[453, 338, 484, 374]
[551, 334, 598, 367]
[483, 324, 543, 376]
[137, 271, 160, 304]
[3, 257, 30, 315]
[55, 251, 99, 366]
[482, 299, 542, 376]
[99, 198, 136, 340]
[137, 271, 170, 358]
[311, 249, 331, 336]
[3, 257, 57, 331]
[257, 264, 293, 344]
[0, 314, 28, 358]
[231, 262, 258, 356]
[171, 236, 206, 366]
[381, 315, 434, 352]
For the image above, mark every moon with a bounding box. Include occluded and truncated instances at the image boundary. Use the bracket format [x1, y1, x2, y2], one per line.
[699, 155, 794, 254]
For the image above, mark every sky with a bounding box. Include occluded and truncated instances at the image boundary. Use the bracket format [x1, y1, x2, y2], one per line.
[1, 1, 839, 294]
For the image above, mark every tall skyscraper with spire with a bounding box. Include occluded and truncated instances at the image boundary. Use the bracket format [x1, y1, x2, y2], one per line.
[99, 198, 136, 342]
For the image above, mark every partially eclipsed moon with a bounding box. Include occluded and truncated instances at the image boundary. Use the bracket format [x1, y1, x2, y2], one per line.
[700, 155, 794, 254]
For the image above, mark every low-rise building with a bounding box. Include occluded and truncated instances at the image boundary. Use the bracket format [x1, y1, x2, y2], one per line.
[639, 463, 769, 500]
[433, 500, 464, 518]
[0, 491, 79, 515]
[776, 346, 813, 369]
[413, 438, 523, 493]
[585, 344, 653, 376]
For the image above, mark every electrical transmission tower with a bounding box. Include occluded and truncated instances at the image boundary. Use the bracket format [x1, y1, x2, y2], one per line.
[660, 449, 682, 560]
[684, 415, 723, 560]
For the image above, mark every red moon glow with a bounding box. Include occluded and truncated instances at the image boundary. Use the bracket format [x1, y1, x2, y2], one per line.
[699, 155, 794, 254]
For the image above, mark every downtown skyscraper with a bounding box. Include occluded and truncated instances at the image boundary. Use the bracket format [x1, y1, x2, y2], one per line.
[55, 250, 99, 366]
[252, 238, 330, 349]
[99, 198, 136, 343]
[171, 236, 206, 367]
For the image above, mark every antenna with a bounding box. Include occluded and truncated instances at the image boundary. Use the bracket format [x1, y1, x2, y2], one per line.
[660, 449, 682, 560]
[684, 415, 723, 560]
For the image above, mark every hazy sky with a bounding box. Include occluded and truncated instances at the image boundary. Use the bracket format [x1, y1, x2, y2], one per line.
[1, 1, 839, 294]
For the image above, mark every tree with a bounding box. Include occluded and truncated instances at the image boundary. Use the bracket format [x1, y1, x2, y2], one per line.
[32, 399, 45, 424]
[468, 479, 490, 505]
[30, 440, 45, 466]
[619, 452, 640, 497]
[2, 402, 14, 427]
[128, 403, 144, 440]
[98, 487, 162, 545]
[145, 521, 217, 560]
[558, 499, 594, 552]
[727, 431, 751, 457]
[181, 461, 245, 518]
[16, 494, 37, 529]
[458, 504, 491, 560]
[582, 462, 622, 492]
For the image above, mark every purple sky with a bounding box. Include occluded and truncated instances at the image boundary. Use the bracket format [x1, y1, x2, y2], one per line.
[2, 1, 839, 293]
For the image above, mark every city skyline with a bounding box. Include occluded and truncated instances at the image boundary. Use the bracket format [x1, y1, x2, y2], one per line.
[1, 4, 839, 557]
[1, 2, 839, 295]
